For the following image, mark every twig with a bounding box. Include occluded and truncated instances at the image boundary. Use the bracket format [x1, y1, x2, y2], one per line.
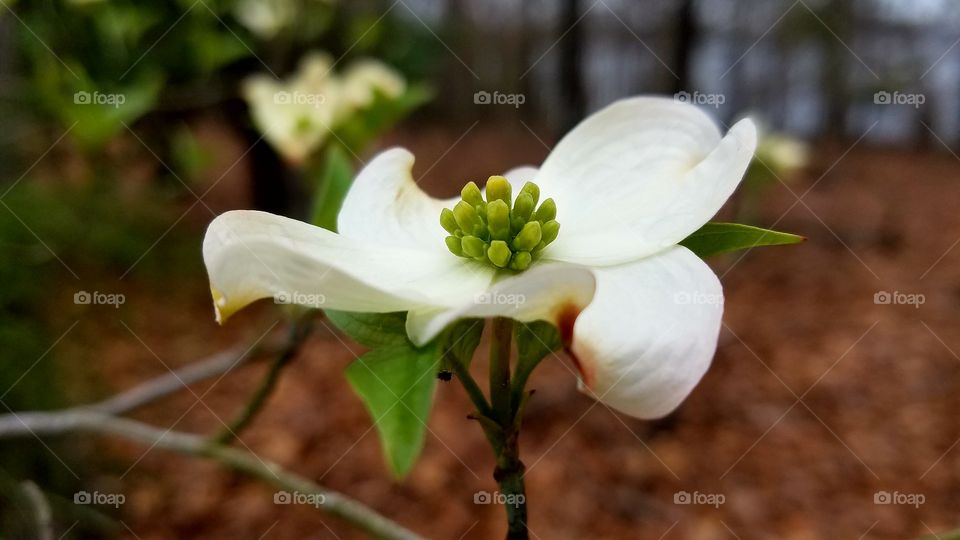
[214, 317, 313, 444]
[446, 352, 493, 419]
[0, 409, 423, 540]
[92, 338, 284, 416]
[20, 480, 54, 540]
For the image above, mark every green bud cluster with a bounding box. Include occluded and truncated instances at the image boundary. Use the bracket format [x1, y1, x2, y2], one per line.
[440, 176, 559, 271]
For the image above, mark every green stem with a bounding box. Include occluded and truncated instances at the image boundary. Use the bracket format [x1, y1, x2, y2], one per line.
[495, 433, 527, 540]
[214, 316, 313, 444]
[489, 317, 514, 423]
[509, 358, 543, 419]
[447, 352, 494, 419]
[486, 317, 528, 540]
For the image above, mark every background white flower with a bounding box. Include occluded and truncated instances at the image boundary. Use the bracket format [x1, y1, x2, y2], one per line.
[242, 52, 406, 164]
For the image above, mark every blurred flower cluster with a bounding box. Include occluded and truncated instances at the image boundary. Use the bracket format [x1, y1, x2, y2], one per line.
[243, 53, 408, 164]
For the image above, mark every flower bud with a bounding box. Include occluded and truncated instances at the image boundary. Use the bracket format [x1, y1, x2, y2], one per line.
[512, 192, 535, 223]
[453, 201, 481, 234]
[519, 182, 540, 207]
[486, 200, 511, 240]
[461, 181, 484, 207]
[461, 235, 487, 259]
[540, 220, 560, 246]
[440, 208, 459, 234]
[441, 179, 557, 272]
[486, 176, 512, 206]
[535, 198, 556, 222]
[444, 235, 463, 256]
[487, 240, 512, 268]
[510, 251, 532, 271]
[512, 221, 542, 251]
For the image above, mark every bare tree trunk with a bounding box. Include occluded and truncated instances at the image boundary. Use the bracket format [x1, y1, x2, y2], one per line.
[821, 1, 852, 139]
[672, 0, 696, 94]
[559, 0, 587, 132]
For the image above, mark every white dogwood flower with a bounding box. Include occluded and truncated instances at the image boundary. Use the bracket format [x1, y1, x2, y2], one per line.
[233, 0, 295, 39]
[204, 97, 756, 419]
[242, 52, 406, 164]
[242, 52, 341, 164]
[339, 59, 406, 108]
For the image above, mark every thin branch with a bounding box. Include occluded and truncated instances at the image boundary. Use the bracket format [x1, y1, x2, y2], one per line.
[0, 409, 423, 540]
[214, 318, 313, 444]
[92, 338, 284, 416]
[446, 352, 493, 419]
[20, 480, 54, 540]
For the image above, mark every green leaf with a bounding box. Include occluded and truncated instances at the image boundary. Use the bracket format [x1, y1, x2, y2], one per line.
[55, 67, 164, 151]
[679, 222, 804, 258]
[510, 321, 562, 419]
[331, 84, 432, 155]
[345, 342, 439, 479]
[309, 146, 355, 231]
[441, 318, 484, 365]
[515, 321, 561, 366]
[326, 311, 408, 348]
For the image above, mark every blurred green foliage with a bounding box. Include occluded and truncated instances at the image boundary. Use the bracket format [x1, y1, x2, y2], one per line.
[9, 0, 440, 155]
[0, 0, 440, 529]
[0, 181, 198, 533]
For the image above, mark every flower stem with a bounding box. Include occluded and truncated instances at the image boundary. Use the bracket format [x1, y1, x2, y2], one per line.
[489, 317, 514, 423]
[495, 432, 528, 540]
[487, 317, 528, 539]
[446, 352, 495, 419]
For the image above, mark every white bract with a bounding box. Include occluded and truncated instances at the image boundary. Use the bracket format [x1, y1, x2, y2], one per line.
[233, 0, 337, 39]
[339, 59, 406, 108]
[204, 97, 756, 419]
[233, 0, 296, 39]
[242, 52, 406, 164]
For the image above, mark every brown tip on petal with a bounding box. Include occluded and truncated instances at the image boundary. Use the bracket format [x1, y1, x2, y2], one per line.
[553, 301, 581, 345]
[567, 345, 595, 390]
[553, 301, 594, 389]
